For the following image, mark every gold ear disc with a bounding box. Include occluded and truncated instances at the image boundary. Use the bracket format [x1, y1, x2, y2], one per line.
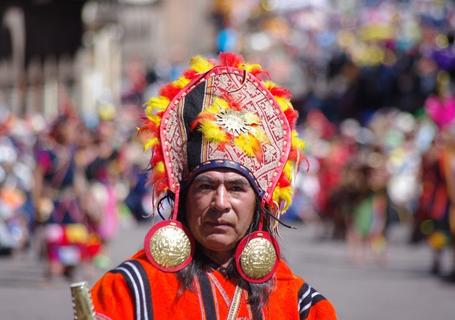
[239, 237, 277, 279]
[149, 225, 192, 268]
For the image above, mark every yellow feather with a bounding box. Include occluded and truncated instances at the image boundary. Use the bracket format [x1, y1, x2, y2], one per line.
[145, 96, 169, 116]
[146, 114, 161, 126]
[283, 161, 293, 180]
[144, 137, 159, 151]
[272, 186, 280, 203]
[234, 135, 255, 157]
[262, 80, 276, 90]
[173, 76, 190, 89]
[190, 55, 214, 73]
[212, 97, 229, 110]
[243, 112, 260, 124]
[292, 130, 305, 151]
[154, 161, 165, 174]
[275, 96, 291, 111]
[278, 186, 293, 212]
[249, 127, 269, 144]
[199, 121, 228, 143]
[240, 63, 262, 73]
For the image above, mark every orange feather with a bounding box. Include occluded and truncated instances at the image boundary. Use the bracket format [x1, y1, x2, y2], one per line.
[190, 113, 216, 130]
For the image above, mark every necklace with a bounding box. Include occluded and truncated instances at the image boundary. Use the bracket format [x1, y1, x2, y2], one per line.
[207, 272, 244, 320]
[226, 285, 242, 320]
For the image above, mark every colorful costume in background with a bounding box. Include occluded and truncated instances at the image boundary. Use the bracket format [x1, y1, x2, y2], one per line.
[92, 52, 336, 319]
[36, 141, 100, 268]
[418, 91, 455, 278]
[414, 145, 455, 251]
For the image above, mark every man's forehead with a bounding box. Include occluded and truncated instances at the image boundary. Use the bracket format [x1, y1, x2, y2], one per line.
[192, 169, 250, 183]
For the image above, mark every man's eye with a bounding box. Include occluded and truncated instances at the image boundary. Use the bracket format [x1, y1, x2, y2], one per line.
[230, 185, 245, 192]
[198, 183, 213, 190]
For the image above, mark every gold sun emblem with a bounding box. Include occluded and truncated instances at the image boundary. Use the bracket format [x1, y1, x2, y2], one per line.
[215, 109, 250, 136]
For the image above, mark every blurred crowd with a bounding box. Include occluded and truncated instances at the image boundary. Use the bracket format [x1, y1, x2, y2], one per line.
[0, 0, 455, 284]
[221, 0, 455, 281]
[0, 99, 153, 279]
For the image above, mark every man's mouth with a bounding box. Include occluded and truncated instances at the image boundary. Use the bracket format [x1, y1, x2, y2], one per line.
[205, 221, 234, 229]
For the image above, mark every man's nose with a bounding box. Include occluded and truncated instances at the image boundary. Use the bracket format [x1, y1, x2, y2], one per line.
[213, 184, 230, 212]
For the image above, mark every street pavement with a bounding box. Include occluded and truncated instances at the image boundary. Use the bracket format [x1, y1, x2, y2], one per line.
[0, 222, 454, 319]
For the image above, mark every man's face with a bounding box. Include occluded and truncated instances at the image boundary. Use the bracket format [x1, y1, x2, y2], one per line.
[185, 169, 256, 253]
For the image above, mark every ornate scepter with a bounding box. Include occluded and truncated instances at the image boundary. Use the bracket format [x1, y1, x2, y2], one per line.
[70, 281, 96, 320]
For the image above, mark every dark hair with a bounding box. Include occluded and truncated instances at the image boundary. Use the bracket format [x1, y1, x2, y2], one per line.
[172, 192, 275, 320]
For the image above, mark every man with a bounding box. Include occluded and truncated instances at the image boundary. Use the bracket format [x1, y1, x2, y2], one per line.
[91, 52, 337, 319]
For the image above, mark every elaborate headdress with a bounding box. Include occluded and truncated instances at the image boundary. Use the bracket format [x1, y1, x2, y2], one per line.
[140, 52, 304, 282]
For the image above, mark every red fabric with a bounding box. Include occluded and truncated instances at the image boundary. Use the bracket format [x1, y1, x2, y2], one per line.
[307, 300, 337, 320]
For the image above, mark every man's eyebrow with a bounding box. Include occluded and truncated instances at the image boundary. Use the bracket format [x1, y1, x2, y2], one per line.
[192, 175, 215, 184]
[225, 178, 250, 187]
[192, 175, 250, 186]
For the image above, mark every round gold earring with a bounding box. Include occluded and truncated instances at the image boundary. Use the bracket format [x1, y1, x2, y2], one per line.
[234, 231, 280, 283]
[144, 220, 194, 272]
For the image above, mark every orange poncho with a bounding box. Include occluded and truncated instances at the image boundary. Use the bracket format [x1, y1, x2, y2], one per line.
[91, 250, 336, 320]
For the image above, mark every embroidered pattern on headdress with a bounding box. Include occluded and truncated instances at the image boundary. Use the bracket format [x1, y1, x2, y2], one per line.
[139, 52, 304, 221]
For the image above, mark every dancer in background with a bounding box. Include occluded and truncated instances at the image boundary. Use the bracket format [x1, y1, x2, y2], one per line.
[33, 114, 100, 280]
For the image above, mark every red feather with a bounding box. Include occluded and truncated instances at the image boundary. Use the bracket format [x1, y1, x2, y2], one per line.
[270, 86, 292, 99]
[152, 170, 166, 183]
[288, 147, 298, 161]
[219, 52, 243, 67]
[140, 120, 159, 134]
[284, 108, 298, 128]
[159, 84, 180, 100]
[278, 175, 291, 188]
[151, 149, 164, 166]
[220, 91, 242, 111]
[154, 179, 169, 195]
[183, 69, 198, 79]
[252, 69, 270, 80]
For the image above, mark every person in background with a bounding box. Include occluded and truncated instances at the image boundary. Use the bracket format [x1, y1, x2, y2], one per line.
[33, 114, 100, 280]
